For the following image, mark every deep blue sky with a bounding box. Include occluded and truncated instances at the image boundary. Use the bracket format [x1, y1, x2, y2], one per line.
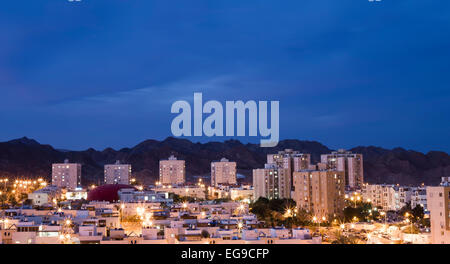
[0, 0, 449, 152]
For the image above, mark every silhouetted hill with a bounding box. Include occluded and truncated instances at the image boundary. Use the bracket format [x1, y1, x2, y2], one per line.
[0, 137, 448, 186]
[350, 146, 450, 186]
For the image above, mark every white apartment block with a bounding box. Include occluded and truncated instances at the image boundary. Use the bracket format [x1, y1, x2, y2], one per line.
[230, 186, 254, 201]
[211, 158, 237, 186]
[28, 186, 61, 206]
[362, 184, 412, 211]
[426, 186, 450, 244]
[104, 160, 131, 185]
[207, 186, 231, 199]
[441, 177, 450, 186]
[51, 159, 81, 190]
[65, 189, 88, 200]
[321, 149, 363, 189]
[411, 187, 428, 212]
[159, 155, 185, 185]
[153, 185, 205, 199]
[118, 188, 171, 203]
[253, 164, 290, 200]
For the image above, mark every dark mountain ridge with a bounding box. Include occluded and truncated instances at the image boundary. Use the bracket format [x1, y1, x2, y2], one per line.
[0, 137, 448, 186]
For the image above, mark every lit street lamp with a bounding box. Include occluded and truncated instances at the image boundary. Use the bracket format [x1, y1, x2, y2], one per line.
[313, 216, 325, 239]
[237, 222, 243, 238]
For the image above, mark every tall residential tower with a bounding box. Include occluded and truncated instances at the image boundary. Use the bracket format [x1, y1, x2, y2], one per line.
[159, 155, 185, 185]
[321, 149, 363, 189]
[104, 160, 131, 185]
[427, 186, 450, 244]
[211, 158, 237, 186]
[292, 170, 345, 218]
[253, 164, 290, 200]
[52, 159, 81, 190]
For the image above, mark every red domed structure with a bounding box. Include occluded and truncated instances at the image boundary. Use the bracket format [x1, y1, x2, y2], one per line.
[87, 184, 135, 202]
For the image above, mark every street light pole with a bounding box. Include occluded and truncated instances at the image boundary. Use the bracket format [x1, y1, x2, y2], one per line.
[385, 212, 387, 226]
[312, 216, 319, 237]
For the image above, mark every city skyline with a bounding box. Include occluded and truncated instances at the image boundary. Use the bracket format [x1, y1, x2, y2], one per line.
[1, 147, 447, 244]
[1, 0, 449, 247]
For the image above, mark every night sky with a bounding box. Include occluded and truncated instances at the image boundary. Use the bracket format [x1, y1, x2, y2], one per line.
[0, 0, 449, 152]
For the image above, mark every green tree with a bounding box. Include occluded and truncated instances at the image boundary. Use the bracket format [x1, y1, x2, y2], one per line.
[250, 197, 270, 220]
[250, 198, 299, 227]
[201, 230, 210, 238]
[19, 193, 28, 203]
[398, 202, 412, 216]
[331, 231, 358, 244]
[8, 195, 17, 206]
[344, 202, 377, 222]
[0, 193, 6, 205]
[411, 205, 424, 222]
[293, 208, 313, 226]
[404, 225, 419, 234]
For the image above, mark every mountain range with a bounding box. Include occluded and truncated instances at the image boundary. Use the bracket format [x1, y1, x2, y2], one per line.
[0, 137, 449, 186]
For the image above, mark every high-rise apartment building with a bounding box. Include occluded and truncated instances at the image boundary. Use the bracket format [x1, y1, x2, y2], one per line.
[253, 164, 290, 200]
[292, 154, 312, 172]
[267, 149, 311, 172]
[159, 155, 185, 185]
[292, 170, 345, 218]
[104, 160, 131, 185]
[267, 149, 311, 190]
[321, 149, 363, 189]
[211, 158, 237, 186]
[52, 159, 81, 190]
[426, 186, 450, 244]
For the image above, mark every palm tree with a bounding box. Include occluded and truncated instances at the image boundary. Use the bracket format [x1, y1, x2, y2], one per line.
[331, 230, 358, 244]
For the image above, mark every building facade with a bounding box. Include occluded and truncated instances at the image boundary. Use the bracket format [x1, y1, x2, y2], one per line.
[159, 155, 185, 185]
[152, 185, 206, 199]
[104, 160, 131, 185]
[211, 158, 237, 187]
[230, 186, 254, 201]
[267, 150, 311, 189]
[411, 187, 428, 212]
[51, 159, 81, 190]
[320, 149, 363, 189]
[362, 184, 412, 211]
[267, 149, 311, 172]
[118, 188, 172, 203]
[253, 164, 290, 200]
[441, 177, 450, 186]
[292, 170, 345, 218]
[426, 186, 450, 244]
[28, 186, 61, 206]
